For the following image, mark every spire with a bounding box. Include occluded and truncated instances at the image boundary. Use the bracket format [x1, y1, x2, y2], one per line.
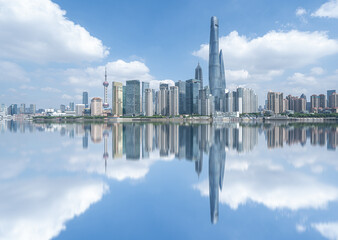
[105, 66, 107, 81]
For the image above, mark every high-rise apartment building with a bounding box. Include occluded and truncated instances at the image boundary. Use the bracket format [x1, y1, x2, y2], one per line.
[319, 94, 327, 108]
[199, 86, 214, 116]
[267, 91, 283, 114]
[310, 95, 319, 112]
[112, 82, 123, 116]
[90, 97, 103, 116]
[224, 88, 257, 113]
[329, 93, 338, 108]
[125, 80, 141, 116]
[82, 91, 89, 108]
[169, 86, 179, 116]
[20, 103, 25, 114]
[158, 84, 169, 116]
[327, 90, 336, 107]
[69, 102, 75, 111]
[29, 104, 36, 114]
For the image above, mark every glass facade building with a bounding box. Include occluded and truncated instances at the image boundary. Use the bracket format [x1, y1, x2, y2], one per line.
[125, 80, 141, 116]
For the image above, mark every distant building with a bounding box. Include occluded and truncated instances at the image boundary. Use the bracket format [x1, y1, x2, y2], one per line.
[224, 88, 257, 113]
[285, 95, 306, 113]
[319, 94, 327, 108]
[82, 91, 89, 108]
[125, 80, 141, 116]
[159, 83, 169, 116]
[20, 103, 25, 114]
[75, 104, 85, 116]
[142, 82, 150, 115]
[60, 104, 66, 113]
[329, 93, 338, 108]
[195, 63, 203, 89]
[145, 88, 153, 116]
[175, 80, 186, 114]
[327, 90, 336, 107]
[267, 91, 283, 114]
[69, 102, 75, 111]
[186, 79, 200, 114]
[310, 95, 319, 112]
[112, 81, 123, 116]
[199, 86, 214, 116]
[29, 104, 36, 114]
[169, 86, 179, 116]
[90, 97, 103, 116]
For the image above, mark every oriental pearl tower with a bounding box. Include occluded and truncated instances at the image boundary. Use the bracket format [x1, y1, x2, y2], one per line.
[103, 67, 109, 109]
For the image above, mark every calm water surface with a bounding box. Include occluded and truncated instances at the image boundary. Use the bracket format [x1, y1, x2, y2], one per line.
[0, 121, 338, 240]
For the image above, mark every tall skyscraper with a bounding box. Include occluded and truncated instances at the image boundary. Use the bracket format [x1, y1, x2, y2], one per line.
[82, 91, 89, 108]
[20, 103, 25, 114]
[159, 83, 169, 116]
[327, 90, 336, 107]
[103, 67, 109, 109]
[169, 86, 179, 116]
[175, 80, 186, 114]
[145, 88, 153, 116]
[69, 102, 75, 111]
[186, 79, 200, 114]
[142, 82, 150, 115]
[267, 91, 283, 114]
[125, 80, 141, 116]
[209, 16, 226, 111]
[195, 63, 203, 89]
[29, 104, 36, 114]
[112, 82, 123, 116]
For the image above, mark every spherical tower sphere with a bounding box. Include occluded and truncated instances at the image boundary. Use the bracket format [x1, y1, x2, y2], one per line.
[103, 102, 109, 108]
[103, 81, 109, 87]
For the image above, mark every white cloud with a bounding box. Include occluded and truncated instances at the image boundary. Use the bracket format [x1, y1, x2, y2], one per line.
[41, 87, 61, 93]
[65, 59, 174, 89]
[287, 72, 317, 85]
[296, 8, 307, 16]
[312, 222, 338, 240]
[311, 67, 324, 75]
[0, 0, 108, 63]
[0, 177, 107, 240]
[0, 61, 30, 83]
[193, 30, 338, 74]
[61, 94, 73, 100]
[296, 224, 306, 233]
[226, 69, 250, 82]
[312, 0, 338, 19]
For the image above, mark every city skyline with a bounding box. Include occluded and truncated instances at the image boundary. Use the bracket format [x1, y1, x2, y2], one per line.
[1, 0, 338, 108]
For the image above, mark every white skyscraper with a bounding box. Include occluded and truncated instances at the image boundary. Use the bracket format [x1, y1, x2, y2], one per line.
[145, 88, 153, 116]
[169, 86, 179, 116]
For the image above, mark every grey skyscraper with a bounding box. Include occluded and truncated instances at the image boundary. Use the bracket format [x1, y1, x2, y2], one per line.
[195, 63, 203, 89]
[209, 16, 226, 111]
[142, 82, 150, 115]
[186, 79, 200, 114]
[82, 91, 89, 108]
[175, 80, 186, 114]
[125, 80, 141, 116]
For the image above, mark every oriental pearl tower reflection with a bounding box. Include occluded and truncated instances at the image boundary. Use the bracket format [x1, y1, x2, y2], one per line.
[103, 130, 109, 173]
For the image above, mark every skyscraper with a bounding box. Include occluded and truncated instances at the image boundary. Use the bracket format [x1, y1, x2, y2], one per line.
[82, 91, 89, 108]
[142, 82, 150, 115]
[175, 80, 186, 114]
[125, 80, 141, 116]
[112, 82, 123, 116]
[90, 97, 103, 116]
[103, 67, 109, 109]
[195, 63, 203, 89]
[145, 88, 153, 116]
[186, 79, 200, 114]
[327, 90, 336, 107]
[209, 16, 226, 111]
[169, 86, 179, 116]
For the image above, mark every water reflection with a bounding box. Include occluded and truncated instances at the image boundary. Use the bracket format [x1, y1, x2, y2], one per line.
[1, 121, 338, 239]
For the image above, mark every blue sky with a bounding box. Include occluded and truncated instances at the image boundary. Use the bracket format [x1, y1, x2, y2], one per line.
[0, 0, 338, 108]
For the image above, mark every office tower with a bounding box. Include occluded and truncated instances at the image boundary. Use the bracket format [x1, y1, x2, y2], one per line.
[112, 81, 123, 116]
[69, 102, 75, 111]
[82, 92, 89, 108]
[125, 80, 141, 116]
[122, 86, 126, 114]
[90, 97, 103, 116]
[159, 83, 169, 116]
[145, 88, 153, 116]
[169, 86, 179, 116]
[319, 94, 327, 108]
[103, 67, 109, 109]
[329, 93, 338, 108]
[209, 16, 226, 111]
[152, 89, 156, 115]
[20, 103, 25, 114]
[267, 91, 283, 114]
[186, 79, 201, 114]
[310, 94, 319, 112]
[195, 63, 203, 89]
[29, 104, 36, 114]
[175, 80, 186, 114]
[142, 82, 150, 115]
[124, 124, 140, 160]
[60, 104, 66, 113]
[112, 123, 123, 158]
[199, 86, 214, 116]
[327, 90, 336, 107]
[75, 104, 85, 116]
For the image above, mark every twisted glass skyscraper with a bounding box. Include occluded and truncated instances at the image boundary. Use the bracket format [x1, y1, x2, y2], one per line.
[209, 16, 226, 111]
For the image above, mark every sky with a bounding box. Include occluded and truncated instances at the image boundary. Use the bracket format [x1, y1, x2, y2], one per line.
[0, 0, 338, 108]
